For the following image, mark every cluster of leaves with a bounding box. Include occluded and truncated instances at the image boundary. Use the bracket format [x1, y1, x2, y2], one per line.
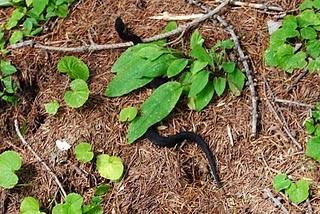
[0, 0, 75, 49]
[304, 102, 320, 162]
[45, 56, 90, 114]
[21, 185, 110, 214]
[74, 141, 124, 181]
[0, 150, 22, 189]
[105, 26, 246, 144]
[264, 0, 320, 73]
[0, 59, 18, 103]
[272, 173, 310, 204]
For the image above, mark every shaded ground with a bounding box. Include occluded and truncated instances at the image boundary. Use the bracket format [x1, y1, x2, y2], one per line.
[1, 0, 320, 213]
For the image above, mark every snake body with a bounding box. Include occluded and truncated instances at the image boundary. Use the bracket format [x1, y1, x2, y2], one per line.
[115, 17, 221, 187]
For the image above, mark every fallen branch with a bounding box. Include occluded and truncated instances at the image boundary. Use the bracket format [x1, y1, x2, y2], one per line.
[263, 77, 302, 149]
[274, 98, 313, 108]
[263, 188, 289, 214]
[9, 0, 229, 52]
[187, 0, 259, 138]
[215, 0, 283, 12]
[150, 12, 204, 20]
[14, 119, 67, 198]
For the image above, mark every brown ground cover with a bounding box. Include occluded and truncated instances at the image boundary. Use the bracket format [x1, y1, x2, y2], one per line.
[1, 0, 320, 213]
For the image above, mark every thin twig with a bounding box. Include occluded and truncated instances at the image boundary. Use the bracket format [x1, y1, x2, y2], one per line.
[227, 125, 234, 146]
[286, 68, 308, 92]
[263, 188, 289, 214]
[8, 0, 229, 52]
[215, 0, 283, 12]
[263, 77, 302, 149]
[188, 0, 259, 138]
[274, 98, 313, 108]
[306, 199, 313, 214]
[14, 119, 67, 198]
[150, 12, 204, 20]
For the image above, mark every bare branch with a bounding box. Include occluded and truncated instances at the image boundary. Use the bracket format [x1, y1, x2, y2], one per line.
[215, 0, 283, 12]
[8, 0, 229, 52]
[274, 98, 313, 108]
[14, 119, 67, 198]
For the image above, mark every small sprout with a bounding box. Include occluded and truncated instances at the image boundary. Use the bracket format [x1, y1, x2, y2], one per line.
[96, 154, 124, 181]
[44, 100, 60, 115]
[0, 150, 22, 189]
[119, 106, 138, 122]
[74, 142, 94, 163]
[272, 173, 292, 192]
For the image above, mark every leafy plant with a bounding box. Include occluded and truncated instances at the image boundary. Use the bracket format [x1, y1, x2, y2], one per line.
[304, 102, 320, 161]
[0, 0, 75, 50]
[272, 173, 310, 204]
[96, 154, 124, 181]
[264, 0, 320, 73]
[0, 150, 22, 189]
[20, 196, 45, 214]
[64, 79, 90, 108]
[119, 106, 138, 122]
[74, 142, 94, 163]
[44, 100, 59, 115]
[105, 27, 246, 144]
[0, 60, 18, 104]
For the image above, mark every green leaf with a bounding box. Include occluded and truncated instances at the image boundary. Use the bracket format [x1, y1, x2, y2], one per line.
[190, 30, 204, 50]
[2, 76, 16, 93]
[307, 39, 320, 58]
[29, 0, 49, 17]
[213, 77, 226, 96]
[64, 79, 90, 108]
[119, 106, 138, 122]
[55, 4, 68, 18]
[281, 51, 307, 72]
[96, 154, 124, 181]
[52, 193, 83, 214]
[215, 39, 234, 49]
[287, 180, 310, 204]
[190, 60, 208, 75]
[190, 45, 212, 64]
[299, 0, 314, 10]
[57, 56, 90, 81]
[188, 70, 210, 97]
[0, 60, 17, 76]
[75, 142, 94, 163]
[94, 184, 110, 196]
[272, 173, 292, 192]
[127, 82, 183, 144]
[0, 151, 22, 189]
[167, 58, 188, 78]
[282, 15, 298, 30]
[0, 0, 12, 7]
[222, 62, 236, 73]
[163, 21, 177, 32]
[227, 69, 246, 96]
[305, 118, 315, 134]
[23, 19, 33, 36]
[20, 196, 43, 214]
[270, 28, 299, 46]
[314, 0, 320, 8]
[306, 136, 320, 162]
[300, 27, 317, 40]
[6, 7, 26, 30]
[137, 46, 168, 61]
[44, 100, 59, 115]
[308, 58, 320, 72]
[9, 30, 23, 44]
[189, 82, 214, 111]
[298, 9, 320, 27]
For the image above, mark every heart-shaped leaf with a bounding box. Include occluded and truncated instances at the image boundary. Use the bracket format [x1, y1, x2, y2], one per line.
[58, 56, 89, 81]
[74, 142, 94, 163]
[0, 150, 22, 189]
[119, 106, 138, 122]
[96, 154, 124, 181]
[64, 79, 89, 108]
[44, 100, 59, 115]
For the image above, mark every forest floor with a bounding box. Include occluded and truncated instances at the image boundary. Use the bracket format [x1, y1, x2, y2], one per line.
[1, 0, 320, 213]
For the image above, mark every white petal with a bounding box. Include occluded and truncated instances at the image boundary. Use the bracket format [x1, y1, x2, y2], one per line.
[55, 139, 71, 151]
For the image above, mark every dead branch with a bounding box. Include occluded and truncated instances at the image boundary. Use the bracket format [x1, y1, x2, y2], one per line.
[14, 119, 67, 198]
[8, 0, 229, 52]
[150, 12, 204, 20]
[274, 98, 313, 108]
[263, 188, 289, 214]
[263, 77, 302, 149]
[215, 0, 283, 12]
[187, 0, 259, 138]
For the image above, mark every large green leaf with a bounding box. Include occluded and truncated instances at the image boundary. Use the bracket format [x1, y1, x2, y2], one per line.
[127, 82, 183, 144]
[0, 151, 22, 189]
[20, 197, 44, 214]
[167, 58, 188, 78]
[227, 69, 246, 96]
[213, 77, 226, 96]
[307, 39, 320, 58]
[188, 70, 210, 97]
[188, 82, 215, 111]
[298, 9, 320, 27]
[96, 154, 124, 181]
[190, 30, 204, 50]
[29, 0, 49, 17]
[286, 180, 310, 204]
[6, 7, 26, 30]
[190, 45, 212, 64]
